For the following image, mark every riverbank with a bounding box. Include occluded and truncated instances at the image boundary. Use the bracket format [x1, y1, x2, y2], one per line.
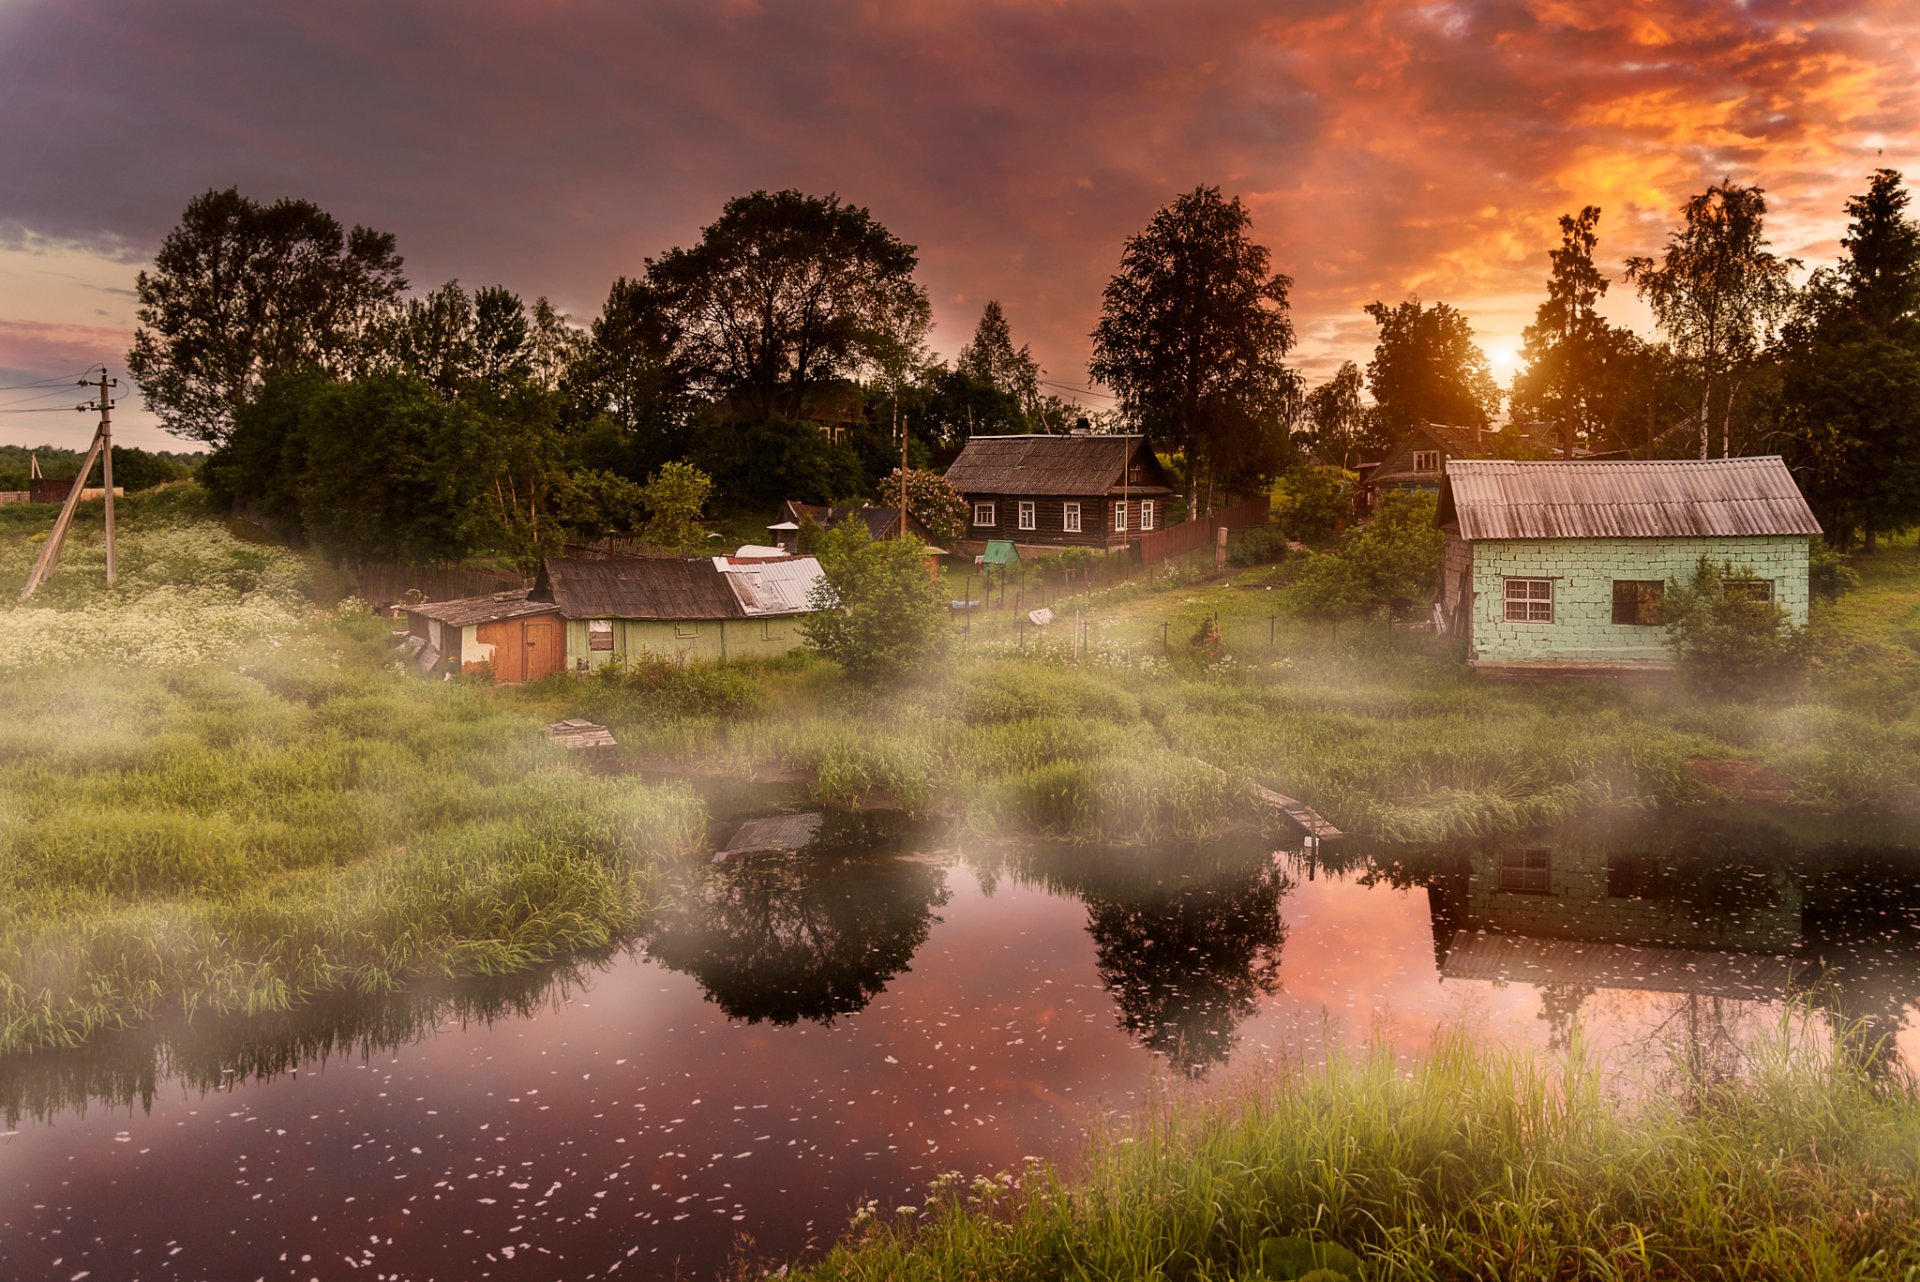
[790, 1028, 1920, 1281]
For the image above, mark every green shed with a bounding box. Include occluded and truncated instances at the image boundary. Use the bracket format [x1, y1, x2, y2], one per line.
[1436, 457, 1821, 675]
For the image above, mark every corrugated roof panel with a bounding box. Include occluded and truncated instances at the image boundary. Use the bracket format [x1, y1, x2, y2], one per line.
[717, 556, 825, 617]
[1441, 456, 1821, 540]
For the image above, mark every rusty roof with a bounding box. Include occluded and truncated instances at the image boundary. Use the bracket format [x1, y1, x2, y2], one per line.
[534, 557, 744, 620]
[943, 434, 1173, 497]
[1439, 456, 1822, 540]
[402, 589, 559, 627]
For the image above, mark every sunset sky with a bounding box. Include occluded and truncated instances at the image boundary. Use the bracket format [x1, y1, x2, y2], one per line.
[2, 0, 1916, 450]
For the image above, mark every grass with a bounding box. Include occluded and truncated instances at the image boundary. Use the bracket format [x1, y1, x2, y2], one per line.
[786, 1024, 1920, 1281]
[0, 489, 705, 1055]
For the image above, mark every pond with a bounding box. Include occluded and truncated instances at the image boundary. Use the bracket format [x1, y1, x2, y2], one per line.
[3, 804, 1918, 1281]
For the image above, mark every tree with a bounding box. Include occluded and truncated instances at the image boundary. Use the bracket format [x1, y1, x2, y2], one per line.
[1626, 180, 1796, 459]
[1362, 298, 1500, 436]
[1274, 462, 1354, 544]
[1090, 186, 1298, 512]
[953, 300, 1041, 431]
[1299, 361, 1388, 467]
[802, 522, 949, 680]
[1838, 168, 1920, 335]
[568, 275, 693, 478]
[646, 190, 932, 423]
[1511, 207, 1615, 452]
[875, 467, 967, 545]
[637, 461, 712, 551]
[128, 187, 406, 445]
[375, 281, 535, 398]
[1662, 557, 1808, 696]
[1289, 491, 1444, 621]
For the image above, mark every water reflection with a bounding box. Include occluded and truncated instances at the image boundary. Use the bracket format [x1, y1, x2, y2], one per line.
[638, 812, 951, 1026]
[1009, 843, 1291, 1076]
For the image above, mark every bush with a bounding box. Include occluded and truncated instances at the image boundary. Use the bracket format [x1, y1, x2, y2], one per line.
[1288, 491, 1442, 620]
[1810, 537, 1861, 601]
[1227, 526, 1290, 566]
[802, 521, 950, 680]
[1663, 556, 1810, 696]
[1274, 462, 1354, 544]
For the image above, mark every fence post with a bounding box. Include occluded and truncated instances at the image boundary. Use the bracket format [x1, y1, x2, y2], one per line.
[1269, 614, 1276, 648]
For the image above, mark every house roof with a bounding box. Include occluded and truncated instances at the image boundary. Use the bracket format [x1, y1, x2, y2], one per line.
[1441, 931, 1797, 1001]
[942, 433, 1172, 497]
[1439, 456, 1822, 540]
[777, 501, 922, 542]
[1369, 421, 1555, 485]
[531, 555, 825, 620]
[402, 588, 558, 627]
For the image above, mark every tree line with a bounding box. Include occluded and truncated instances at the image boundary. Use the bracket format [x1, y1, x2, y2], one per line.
[128, 171, 1920, 567]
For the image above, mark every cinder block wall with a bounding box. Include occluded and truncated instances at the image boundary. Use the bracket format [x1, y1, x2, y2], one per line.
[1468, 535, 1809, 664]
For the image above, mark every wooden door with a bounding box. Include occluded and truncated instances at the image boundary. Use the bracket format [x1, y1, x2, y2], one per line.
[523, 619, 562, 681]
[477, 618, 524, 683]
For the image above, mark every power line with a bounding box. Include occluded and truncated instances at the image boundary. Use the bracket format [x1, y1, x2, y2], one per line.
[1039, 378, 1116, 400]
[0, 367, 99, 392]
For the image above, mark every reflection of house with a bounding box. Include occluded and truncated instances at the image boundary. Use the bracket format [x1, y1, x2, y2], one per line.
[942, 433, 1176, 556]
[401, 555, 824, 682]
[1437, 457, 1820, 674]
[768, 500, 933, 552]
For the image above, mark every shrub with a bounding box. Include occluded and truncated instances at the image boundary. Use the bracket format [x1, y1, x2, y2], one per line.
[802, 521, 950, 680]
[876, 467, 967, 546]
[1663, 556, 1810, 696]
[638, 460, 713, 551]
[1274, 462, 1354, 544]
[1227, 526, 1291, 566]
[1288, 491, 1442, 620]
[1809, 537, 1862, 601]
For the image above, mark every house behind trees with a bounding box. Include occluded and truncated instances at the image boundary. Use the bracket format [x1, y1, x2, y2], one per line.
[1436, 457, 1819, 675]
[941, 433, 1176, 556]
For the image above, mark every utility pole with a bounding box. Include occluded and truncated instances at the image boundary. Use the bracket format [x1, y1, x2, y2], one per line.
[899, 415, 909, 540]
[19, 368, 116, 601]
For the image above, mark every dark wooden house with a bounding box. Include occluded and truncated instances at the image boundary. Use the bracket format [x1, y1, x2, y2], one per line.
[941, 433, 1176, 555]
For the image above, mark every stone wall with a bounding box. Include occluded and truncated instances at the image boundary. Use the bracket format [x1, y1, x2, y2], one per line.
[1467, 535, 1809, 664]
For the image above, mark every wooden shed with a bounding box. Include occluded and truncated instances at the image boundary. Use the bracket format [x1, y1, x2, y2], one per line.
[1436, 456, 1821, 675]
[401, 589, 567, 683]
[941, 433, 1175, 557]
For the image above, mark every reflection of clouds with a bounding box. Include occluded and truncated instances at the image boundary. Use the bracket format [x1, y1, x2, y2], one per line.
[0, 0, 1914, 419]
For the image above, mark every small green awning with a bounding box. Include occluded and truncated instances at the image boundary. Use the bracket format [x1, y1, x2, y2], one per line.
[981, 539, 1022, 566]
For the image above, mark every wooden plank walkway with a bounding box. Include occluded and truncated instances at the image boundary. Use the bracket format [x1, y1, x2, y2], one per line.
[1191, 758, 1344, 840]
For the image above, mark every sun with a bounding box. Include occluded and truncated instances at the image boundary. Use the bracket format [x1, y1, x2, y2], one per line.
[1486, 340, 1523, 384]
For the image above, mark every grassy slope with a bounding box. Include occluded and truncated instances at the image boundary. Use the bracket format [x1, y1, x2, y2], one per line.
[790, 1030, 1920, 1282]
[0, 489, 704, 1054]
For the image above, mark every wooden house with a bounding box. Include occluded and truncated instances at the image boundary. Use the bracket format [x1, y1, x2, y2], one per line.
[941, 433, 1176, 556]
[402, 555, 825, 682]
[1357, 421, 1550, 515]
[1436, 456, 1821, 675]
[768, 501, 934, 552]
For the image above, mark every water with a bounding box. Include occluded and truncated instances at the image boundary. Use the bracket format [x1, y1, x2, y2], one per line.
[3, 806, 1918, 1280]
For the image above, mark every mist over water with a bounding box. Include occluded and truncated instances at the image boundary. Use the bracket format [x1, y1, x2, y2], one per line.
[3, 804, 1917, 1281]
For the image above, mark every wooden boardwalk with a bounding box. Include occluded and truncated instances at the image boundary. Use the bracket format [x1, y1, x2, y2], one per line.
[1191, 758, 1344, 841]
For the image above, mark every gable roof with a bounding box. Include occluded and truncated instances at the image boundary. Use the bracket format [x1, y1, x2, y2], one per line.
[943, 434, 1172, 497]
[1369, 421, 1554, 483]
[533, 556, 824, 620]
[777, 501, 927, 542]
[1439, 456, 1822, 540]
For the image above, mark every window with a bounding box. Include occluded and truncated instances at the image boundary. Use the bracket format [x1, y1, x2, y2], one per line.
[1063, 501, 1081, 533]
[1018, 501, 1036, 531]
[587, 619, 614, 652]
[1113, 501, 1129, 532]
[1139, 500, 1156, 531]
[1499, 848, 1551, 894]
[1725, 577, 1775, 603]
[1611, 580, 1663, 626]
[674, 623, 697, 639]
[1607, 853, 1657, 900]
[1504, 578, 1554, 623]
[973, 502, 996, 527]
[1413, 449, 1441, 474]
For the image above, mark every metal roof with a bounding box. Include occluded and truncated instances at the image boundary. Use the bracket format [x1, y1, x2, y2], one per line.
[1439, 456, 1822, 540]
[535, 557, 743, 620]
[716, 555, 825, 617]
[402, 588, 559, 627]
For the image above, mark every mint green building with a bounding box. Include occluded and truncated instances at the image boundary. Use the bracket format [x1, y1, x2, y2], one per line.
[1436, 457, 1821, 674]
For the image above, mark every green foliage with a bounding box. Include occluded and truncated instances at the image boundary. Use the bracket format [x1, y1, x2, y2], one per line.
[1362, 297, 1501, 434]
[1273, 463, 1354, 544]
[1090, 185, 1298, 501]
[1289, 491, 1443, 620]
[954, 300, 1041, 429]
[1663, 556, 1810, 696]
[1509, 206, 1619, 450]
[1810, 537, 1862, 600]
[796, 513, 826, 554]
[638, 460, 713, 550]
[802, 522, 950, 680]
[1227, 526, 1292, 567]
[1300, 362, 1391, 468]
[127, 187, 406, 445]
[0, 444, 197, 494]
[875, 467, 966, 545]
[701, 415, 866, 508]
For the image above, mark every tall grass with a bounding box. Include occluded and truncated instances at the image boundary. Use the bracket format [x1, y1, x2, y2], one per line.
[791, 1023, 1920, 1281]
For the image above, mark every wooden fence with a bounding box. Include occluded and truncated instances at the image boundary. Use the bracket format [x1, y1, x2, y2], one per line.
[1134, 494, 1270, 568]
[349, 561, 529, 606]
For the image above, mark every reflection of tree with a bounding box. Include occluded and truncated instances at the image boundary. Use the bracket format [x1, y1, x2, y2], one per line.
[1535, 983, 1594, 1053]
[1026, 844, 1290, 1077]
[640, 814, 949, 1026]
[1804, 863, 1920, 1080]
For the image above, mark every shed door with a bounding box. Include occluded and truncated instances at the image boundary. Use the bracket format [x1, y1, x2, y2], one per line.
[477, 618, 524, 683]
[523, 619, 562, 681]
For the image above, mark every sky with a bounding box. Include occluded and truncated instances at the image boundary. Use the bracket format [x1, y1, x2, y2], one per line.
[1, 0, 1916, 451]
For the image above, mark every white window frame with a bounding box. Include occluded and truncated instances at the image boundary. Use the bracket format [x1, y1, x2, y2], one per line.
[973, 502, 996, 527]
[1063, 501, 1081, 533]
[1413, 449, 1441, 474]
[1017, 500, 1036, 531]
[1504, 577, 1554, 624]
[1113, 501, 1129, 532]
[1139, 500, 1156, 531]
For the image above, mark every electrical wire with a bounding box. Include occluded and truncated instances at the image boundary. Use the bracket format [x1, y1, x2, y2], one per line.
[0, 367, 98, 392]
[1039, 378, 1116, 400]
